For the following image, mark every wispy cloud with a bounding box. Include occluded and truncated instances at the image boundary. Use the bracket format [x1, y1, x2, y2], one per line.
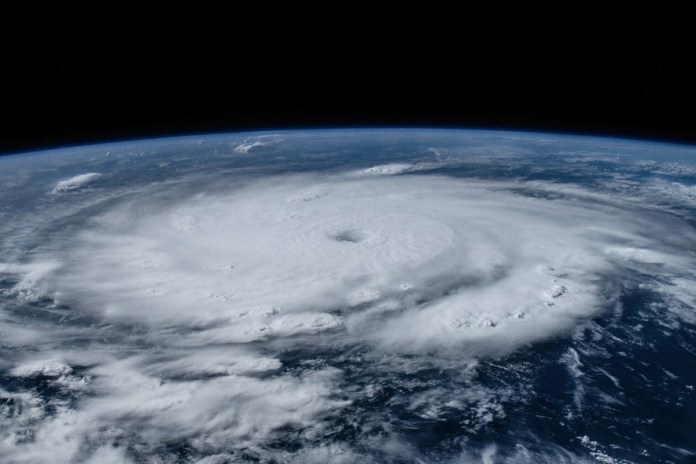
[51, 173, 102, 194]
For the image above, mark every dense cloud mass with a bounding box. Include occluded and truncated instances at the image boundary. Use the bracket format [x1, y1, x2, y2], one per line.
[41, 174, 693, 354]
[1, 131, 696, 463]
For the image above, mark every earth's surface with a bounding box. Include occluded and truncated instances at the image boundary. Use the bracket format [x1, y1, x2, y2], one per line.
[1, 129, 696, 464]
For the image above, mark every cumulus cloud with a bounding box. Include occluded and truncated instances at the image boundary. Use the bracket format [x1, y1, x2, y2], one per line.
[2, 164, 696, 461]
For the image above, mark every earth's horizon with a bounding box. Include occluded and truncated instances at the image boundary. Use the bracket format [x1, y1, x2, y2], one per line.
[1, 128, 695, 463]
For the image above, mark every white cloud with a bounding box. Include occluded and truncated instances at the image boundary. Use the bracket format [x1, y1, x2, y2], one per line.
[42, 175, 695, 352]
[358, 163, 418, 175]
[232, 137, 279, 153]
[355, 162, 443, 176]
[10, 358, 73, 377]
[51, 173, 102, 194]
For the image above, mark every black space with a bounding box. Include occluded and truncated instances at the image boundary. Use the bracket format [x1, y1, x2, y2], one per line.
[1, 2, 695, 154]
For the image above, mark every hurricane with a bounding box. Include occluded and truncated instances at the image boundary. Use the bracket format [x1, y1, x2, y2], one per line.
[1, 129, 695, 463]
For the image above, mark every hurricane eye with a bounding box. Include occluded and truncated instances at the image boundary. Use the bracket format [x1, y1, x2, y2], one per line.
[332, 229, 365, 243]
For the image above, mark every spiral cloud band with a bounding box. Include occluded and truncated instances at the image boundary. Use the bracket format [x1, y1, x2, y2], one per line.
[46, 174, 690, 354]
